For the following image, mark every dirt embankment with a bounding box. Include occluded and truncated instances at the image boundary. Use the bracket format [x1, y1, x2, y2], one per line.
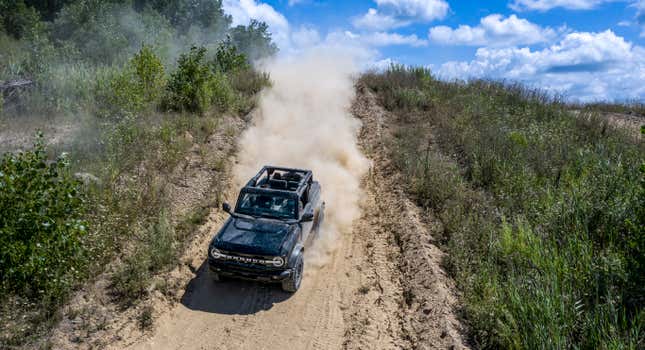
[346, 86, 469, 350]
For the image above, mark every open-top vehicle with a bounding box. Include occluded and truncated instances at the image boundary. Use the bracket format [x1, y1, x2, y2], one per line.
[208, 166, 325, 292]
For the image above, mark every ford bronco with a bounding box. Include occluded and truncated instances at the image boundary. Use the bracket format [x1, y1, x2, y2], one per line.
[208, 166, 325, 292]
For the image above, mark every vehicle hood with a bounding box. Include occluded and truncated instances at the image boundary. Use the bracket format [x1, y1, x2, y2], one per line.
[213, 217, 294, 256]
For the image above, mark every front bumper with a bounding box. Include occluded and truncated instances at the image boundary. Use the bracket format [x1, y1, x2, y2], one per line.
[208, 257, 292, 282]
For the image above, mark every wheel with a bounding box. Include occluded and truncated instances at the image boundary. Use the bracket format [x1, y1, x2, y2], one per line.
[281, 255, 303, 293]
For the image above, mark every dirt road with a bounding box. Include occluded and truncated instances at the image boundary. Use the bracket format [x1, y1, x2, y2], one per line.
[116, 86, 468, 350]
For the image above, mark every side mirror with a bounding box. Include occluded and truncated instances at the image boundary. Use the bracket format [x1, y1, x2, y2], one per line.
[301, 206, 314, 222]
[222, 202, 232, 214]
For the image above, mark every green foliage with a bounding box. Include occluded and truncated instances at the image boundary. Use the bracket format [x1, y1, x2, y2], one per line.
[363, 67, 645, 349]
[163, 46, 236, 114]
[212, 39, 250, 73]
[138, 0, 232, 34]
[163, 46, 212, 113]
[0, 133, 87, 300]
[230, 20, 278, 62]
[111, 211, 176, 305]
[95, 45, 166, 117]
[0, 1, 44, 39]
[132, 45, 166, 102]
[52, 0, 174, 65]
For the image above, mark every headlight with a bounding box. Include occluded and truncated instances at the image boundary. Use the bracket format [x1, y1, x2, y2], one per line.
[272, 256, 285, 267]
[210, 248, 223, 259]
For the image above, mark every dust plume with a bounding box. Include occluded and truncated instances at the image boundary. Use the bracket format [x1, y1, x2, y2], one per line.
[234, 49, 369, 266]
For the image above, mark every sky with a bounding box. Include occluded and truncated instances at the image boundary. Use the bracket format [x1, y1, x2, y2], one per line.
[222, 0, 645, 102]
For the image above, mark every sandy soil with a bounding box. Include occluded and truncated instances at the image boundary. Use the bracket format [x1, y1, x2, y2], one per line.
[603, 112, 643, 140]
[0, 115, 79, 153]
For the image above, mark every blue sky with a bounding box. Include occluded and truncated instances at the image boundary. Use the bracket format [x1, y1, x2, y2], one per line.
[223, 0, 645, 101]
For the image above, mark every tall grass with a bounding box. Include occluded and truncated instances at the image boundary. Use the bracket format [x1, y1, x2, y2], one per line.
[361, 66, 644, 349]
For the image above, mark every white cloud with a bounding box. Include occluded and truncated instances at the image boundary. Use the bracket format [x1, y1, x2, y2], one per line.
[367, 58, 399, 71]
[510, 0, 618, 11]
[633, 0, 645, 36]
[354, 0, 449, 29]
[436, 30, 645, 101]
[429, 14, 558, 46]
[223, 0, 290, 47]
[352, 8, 409, 30]
[376, 0, 450, 21]
[326, 30, 427, 48]
[363, 32, 428, 47]
[221, 1, 388, 71]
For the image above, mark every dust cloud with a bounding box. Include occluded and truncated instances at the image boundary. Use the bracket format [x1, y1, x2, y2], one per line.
[234, 49, 369, 266]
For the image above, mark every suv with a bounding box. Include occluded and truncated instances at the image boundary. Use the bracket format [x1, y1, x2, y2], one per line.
[208, 166, 325, 292]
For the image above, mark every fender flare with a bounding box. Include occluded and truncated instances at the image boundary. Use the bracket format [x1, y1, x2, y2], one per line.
[288, 244, 305, 267]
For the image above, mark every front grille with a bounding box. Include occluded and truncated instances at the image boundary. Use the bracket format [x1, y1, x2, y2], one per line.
[218, 250, 274, 266]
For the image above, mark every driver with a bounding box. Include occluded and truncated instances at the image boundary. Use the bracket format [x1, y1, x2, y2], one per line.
[271, 197, 288, 213]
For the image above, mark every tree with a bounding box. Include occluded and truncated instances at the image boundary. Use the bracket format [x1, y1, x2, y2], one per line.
[212, 39, 249, 73]
[230, 20, 278, 62]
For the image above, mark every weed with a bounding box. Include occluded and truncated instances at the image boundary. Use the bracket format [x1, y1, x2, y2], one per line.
[362, 66, 644, 348]
[137, 305, 154, 330]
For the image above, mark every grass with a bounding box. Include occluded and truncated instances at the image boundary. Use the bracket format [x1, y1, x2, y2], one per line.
[361, 65, 644, 349]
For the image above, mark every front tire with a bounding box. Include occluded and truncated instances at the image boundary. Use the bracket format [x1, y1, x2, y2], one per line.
[281, 255, 303, 293]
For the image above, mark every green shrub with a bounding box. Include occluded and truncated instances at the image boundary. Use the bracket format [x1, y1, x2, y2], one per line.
[163, 46, 211, 113]
[229, 68, 270, 96]
[95, 67, 144, 118]
[163, 46, 234, 114]
[0, 1, 43, 39]
[210, 70, 236, 111]
[95, 45, 166, 118]
[0, 133, 87, 300]
[131, 44, 166, 104]
[229, 20, 278, 62]
[212, 40, 249, 73]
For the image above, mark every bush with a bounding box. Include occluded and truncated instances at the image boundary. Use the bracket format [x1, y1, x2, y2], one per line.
[212, 40, 249, 73]
[0, 1, 43, 39]
[132, 45, 166, 104]
[95, 45, 166, 118]
[229, 20, 278, 62]
[163, 46, 234, 114]
[0, 133, 87, 300]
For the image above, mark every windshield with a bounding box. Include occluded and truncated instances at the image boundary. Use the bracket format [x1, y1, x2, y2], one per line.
[236, 192, 297, 219]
